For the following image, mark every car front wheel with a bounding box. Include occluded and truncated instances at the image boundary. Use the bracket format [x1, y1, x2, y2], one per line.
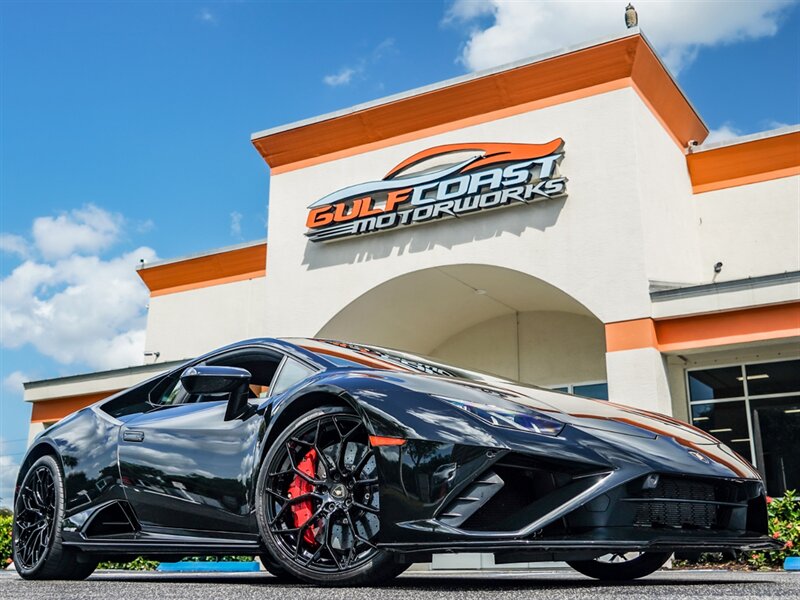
[255, 406, 406, 586]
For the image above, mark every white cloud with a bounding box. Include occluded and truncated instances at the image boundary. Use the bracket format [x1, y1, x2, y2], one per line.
[3, 371, 28, 395]
[1, 206, 157, 371]
[0, 233, 30, 259]
[324, 67, 358, 87]
[323, 38, 396, 87]
[704, 123, 742, 144]
[135, 218, 155, 234]
[32, 204, 123, 260]
[447, 0, 794, 75]
[230, 211, 243, 238]
[764, 120, 793, 131]
[197, 8, 217, 24]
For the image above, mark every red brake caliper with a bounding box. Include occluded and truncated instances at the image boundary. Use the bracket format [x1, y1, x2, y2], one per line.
[288, 448, 319, 546]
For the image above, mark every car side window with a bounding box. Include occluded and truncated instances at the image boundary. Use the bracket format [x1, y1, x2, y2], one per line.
[151, 348, 286, 407]
[270, 358, 315, 396]
[160, 379, 190, 406]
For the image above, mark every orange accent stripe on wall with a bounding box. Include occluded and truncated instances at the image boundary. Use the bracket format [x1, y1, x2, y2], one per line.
[137, 243, 267, 297]
[606, 302, 800, 353]
[687, 131, 800, 194]
[254, 34, 706, 174]
[30, 390, 122, 424]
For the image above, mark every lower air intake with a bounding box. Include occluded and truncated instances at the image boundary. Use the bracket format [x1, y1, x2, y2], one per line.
[634, 478, 717, 529]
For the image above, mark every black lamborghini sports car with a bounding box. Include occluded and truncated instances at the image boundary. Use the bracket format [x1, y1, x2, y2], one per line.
[13, 338, 778, 585]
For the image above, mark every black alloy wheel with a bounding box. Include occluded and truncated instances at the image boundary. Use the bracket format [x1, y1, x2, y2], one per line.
[14, 464, 56, 570]
[13, 455, 97, 580]
[256, 406, 405, 586]
[567, 551, 671, 581]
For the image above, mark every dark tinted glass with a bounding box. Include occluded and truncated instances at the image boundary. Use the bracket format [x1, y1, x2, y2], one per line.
[573, 383, 609, 400]
[688, 367, 744, 401]
[744, 360, 800, 396]
[690, 401, 751, 461]
[750, 395, 800, 496]
[271, 358, 315, 396]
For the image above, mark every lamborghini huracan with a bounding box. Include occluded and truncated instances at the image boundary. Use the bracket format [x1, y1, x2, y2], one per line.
[13, 338, 778, 585]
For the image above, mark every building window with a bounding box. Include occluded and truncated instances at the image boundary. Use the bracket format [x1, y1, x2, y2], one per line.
[687, 359, 800, 496]
[551, 381, 609, 400]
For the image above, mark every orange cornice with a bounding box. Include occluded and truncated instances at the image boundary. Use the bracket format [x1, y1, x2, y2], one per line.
[253, 34, 707, 174]
[606, 302, 800, 353]
[137, 242, 267, 297]
[687, 131, 800, 194]
[30, 390, 122, 423]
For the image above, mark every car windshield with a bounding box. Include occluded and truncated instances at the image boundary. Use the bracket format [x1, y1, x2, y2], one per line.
[292, 338, 509, 383]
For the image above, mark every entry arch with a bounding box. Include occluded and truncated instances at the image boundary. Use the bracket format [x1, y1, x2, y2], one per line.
[316, 264, 607, 387]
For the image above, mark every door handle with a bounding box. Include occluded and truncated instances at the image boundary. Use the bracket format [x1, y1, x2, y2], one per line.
[123, 430, 145, 443]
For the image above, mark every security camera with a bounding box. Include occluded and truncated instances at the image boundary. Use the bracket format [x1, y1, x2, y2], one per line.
[713, 262, 723, 274]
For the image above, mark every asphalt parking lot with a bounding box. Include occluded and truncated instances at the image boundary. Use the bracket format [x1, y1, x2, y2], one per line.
[0, 569, 796, 600]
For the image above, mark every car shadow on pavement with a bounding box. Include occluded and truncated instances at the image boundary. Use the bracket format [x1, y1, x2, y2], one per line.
[87, 572, 771, 589]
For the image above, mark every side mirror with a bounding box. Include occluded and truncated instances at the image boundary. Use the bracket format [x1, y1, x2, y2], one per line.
[180, 365, 252, 421]
[180, 366, 251, 394]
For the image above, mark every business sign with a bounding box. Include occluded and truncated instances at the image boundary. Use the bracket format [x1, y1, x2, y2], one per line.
[305, 140, 567, 242]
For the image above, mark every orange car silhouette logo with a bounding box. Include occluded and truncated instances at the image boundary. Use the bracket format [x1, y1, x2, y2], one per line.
[306, 139, 567, 242]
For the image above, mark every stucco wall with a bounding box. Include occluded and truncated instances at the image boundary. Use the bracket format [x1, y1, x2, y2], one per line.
[695, 176, 800, 281]
[263, 87, 668, 338]
[144, 277, 268, 360]
[431, 311, 607, 387]
[631, 97, 705, 286]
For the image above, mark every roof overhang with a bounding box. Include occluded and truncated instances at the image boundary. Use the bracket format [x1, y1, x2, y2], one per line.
[251, 30, 708, 174]
[136, 239, 267, 297]
[687, 126, 800, 194]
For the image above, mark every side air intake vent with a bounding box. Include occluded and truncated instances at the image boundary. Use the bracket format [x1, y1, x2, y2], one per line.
[83, 501, 139, 537]
[438, 471, 504, 527]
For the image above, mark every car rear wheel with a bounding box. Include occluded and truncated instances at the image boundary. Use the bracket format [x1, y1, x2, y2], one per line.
[13, 455, 98, 580]
[256, 406, 406, 586]
[567, 551, 671, 581]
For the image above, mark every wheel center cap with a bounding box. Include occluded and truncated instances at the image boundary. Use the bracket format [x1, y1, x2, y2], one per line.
[331, 483, 348, 500]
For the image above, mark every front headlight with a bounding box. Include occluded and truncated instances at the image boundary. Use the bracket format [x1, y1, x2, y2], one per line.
[438, 397, 564, 436]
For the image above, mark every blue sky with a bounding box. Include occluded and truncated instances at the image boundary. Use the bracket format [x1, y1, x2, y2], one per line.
[1, 0, 798, 506]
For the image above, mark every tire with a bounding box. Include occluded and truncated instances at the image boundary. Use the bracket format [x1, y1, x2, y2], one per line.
[12, 455, 98, 580]
[567, 551, 671, 581]
[258, 553, 300, 581]
[255, 406, 403, 586]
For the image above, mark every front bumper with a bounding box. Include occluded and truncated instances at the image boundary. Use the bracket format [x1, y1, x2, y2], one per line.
[379, 531, 781, 561]
[373, 431, 773, 554]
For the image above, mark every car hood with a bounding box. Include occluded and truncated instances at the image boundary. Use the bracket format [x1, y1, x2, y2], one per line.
[424, 376, 759, 479]
[386, 373, 714, 442]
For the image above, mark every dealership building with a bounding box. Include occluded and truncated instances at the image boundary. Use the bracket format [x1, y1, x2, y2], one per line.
[24, 28, 800, 511]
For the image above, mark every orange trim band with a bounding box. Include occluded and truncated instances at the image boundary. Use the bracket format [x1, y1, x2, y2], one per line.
[30, 390, 122, 423]
[256, 34, 706, 174]
[368, 435, 407, 447]
[604, 318, 659, 352]
[691, 166, 800, 194]
[606, 303, 800, 353]
[270, 80, 630, 176]
[688, 131, 800, 194]
[149, 269, 266, 297]
[137, 243, 267, 297]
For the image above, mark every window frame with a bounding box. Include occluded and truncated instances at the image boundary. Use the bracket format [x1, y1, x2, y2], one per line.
[147, 343, 320, 408]
[547, 379, 609, 400]
[684, 356, 800, 474]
